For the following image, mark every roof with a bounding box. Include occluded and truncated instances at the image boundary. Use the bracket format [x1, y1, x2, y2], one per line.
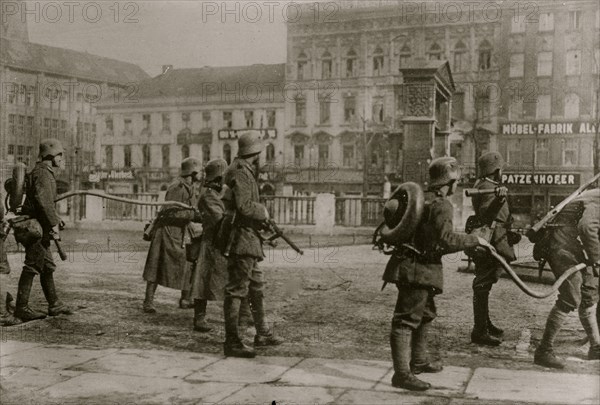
[0, 38, 148, 84]
[135, 64, 286, 99]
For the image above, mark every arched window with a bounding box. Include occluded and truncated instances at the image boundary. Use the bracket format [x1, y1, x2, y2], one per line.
[373, 46, 384, 76]
[266, 143, 275, 162]
[321, 50, 333, 79]
[399, 44, 412, 68]
[124, 145, 132, 168]
[162, 144, 170, 168]
[428, 43, 442, 61]
[564, 93, 580, 119]
[223, 143, 232, 164]
[297, 51, 309, 80]
[346, 49, 357, 77]
[202, 144, 210, 163]
[181, 144, 190, 159]
[453, 40, 468, 72]
[142, 144, 150, 167]
[478, 40, 492, 71]
[105, 145, 113, 168]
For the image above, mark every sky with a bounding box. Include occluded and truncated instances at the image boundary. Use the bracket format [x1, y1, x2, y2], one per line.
[24, 0, 292, 76]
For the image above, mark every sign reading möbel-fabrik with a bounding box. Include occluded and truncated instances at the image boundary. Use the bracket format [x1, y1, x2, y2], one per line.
[501, 122, 597, 135]
[502, 173, 580, 186]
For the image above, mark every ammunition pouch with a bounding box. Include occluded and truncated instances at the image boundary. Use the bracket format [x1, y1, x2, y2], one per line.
[507, 230, 522, 246]
[10, 216, 43, 246]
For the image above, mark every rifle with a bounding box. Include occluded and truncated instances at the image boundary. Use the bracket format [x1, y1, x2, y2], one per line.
[261, 219, 304, 255]
[223, 211, 238, 258]
[527, 172, 600, 242]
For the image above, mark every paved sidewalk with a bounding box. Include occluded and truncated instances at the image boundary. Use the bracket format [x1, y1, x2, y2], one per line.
[0, 340, 598, 404]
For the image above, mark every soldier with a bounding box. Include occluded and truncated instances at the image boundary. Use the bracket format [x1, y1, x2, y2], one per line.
[534, 188, 600, 368]
[14, 139, 73, 321]
[469, 152, 520, 346]
[220, 131, 283, 358]
[142, 157, 202, 313]
[382, 157, 490, 391]
[1, 190, 21, 326]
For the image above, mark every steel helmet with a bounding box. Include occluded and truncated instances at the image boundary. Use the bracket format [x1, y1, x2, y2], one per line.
[238, 130, 264, 157]
[39, 138, 64, 160]
[478, 152, 504, 177]
[180, 157, 202, 177]
[204, 158, 228, 182]
[428, 157, 461, 187]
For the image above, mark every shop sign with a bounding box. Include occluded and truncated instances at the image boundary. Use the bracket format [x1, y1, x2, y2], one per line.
[501, 173, 580, 186]
[501, 122, 597, 135]
[88, 170, 135, 182]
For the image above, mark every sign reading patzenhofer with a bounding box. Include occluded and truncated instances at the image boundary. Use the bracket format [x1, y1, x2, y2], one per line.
[502, 173, 580, 186]
[501, 122, 597, 135]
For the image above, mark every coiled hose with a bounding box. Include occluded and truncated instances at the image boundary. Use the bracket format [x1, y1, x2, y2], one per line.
[55, 190, 194, 210]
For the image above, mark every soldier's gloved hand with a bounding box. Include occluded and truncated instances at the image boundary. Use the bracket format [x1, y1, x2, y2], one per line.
[495, 186, 508, 199]
[193, 209, 202, 223]
[59, 220, 66, 230]
[51, 225, 60, 240]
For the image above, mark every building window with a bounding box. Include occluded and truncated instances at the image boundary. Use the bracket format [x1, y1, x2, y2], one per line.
[17, 115, 24, 137]
[202, 144, 210, 163]
[478, 40, 492, 71]
[537, 52, 553, 76]
[245, 110, 254, 128]
[124, 118, 132, 135]
[26, 116, 33, 137]
[267, 110, 276, 127]
[105, 146, 113, 168]
[142, 114, 151, 129]
[539, 12, 554, 31]
[511, 14, 526, 33]
[507, 139, 522, 166]
[223, 111, 233, 128]
[509, 53, 524, 77]
[399, 44, 412, 68]
[162, 145, 170, 168]
[453, 41, 468, 73]
[344, 96, 356, 123]
[562, 139, 578, 166]
[319, 98, 331, 125]
[321, 50, 333, 79]
[343, 144, 355, 167]
[373, 102, 384, 123]
[295, 98, 306, 126]
[297, 51, 309, 80]
[8, 114, 15, 136]
[142, 144, 150, 167]
[373, 46, 384, 76]
[105, 116, 114, 132]
[266, 143, 275, 162]
[346, 49, 357, 77]
[569, 10, 581, 30]
[223, 144, 232, 164]
[26, 85, 34, 106]
[535, 139, 550, 166]
[16, 145, 25, 163]
[475, 88, 491, 122]
[318, 144, 329, 166]
[124, 145, 132, 168]
[294, 145, 305, 166]
[536, 95, 551, 119]
[43, 118, 50, 137]
[51, 119, 59, 137]
[162, 113, 170, 131]
[182, 144, 190, 159]
[566, 50, 581, 76]
[428, 43, 442, 61]
[564, 93, 580, 119]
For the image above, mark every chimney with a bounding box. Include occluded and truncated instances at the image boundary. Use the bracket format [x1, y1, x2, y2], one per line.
[162, 65, 173, 74]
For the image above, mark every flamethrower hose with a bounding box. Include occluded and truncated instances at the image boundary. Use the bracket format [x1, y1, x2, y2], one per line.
[487, 248, 586, 299]
[54, 190, 194, 210]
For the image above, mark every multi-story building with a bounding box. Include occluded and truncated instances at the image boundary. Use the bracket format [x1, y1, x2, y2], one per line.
[94, 64, 286, 194]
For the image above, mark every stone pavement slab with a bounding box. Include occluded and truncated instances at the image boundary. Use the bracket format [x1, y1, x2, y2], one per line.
[0, 340, 42, 357]
[71, 348, 220, 378]
[220, 385, 344, 404]
[186, 355, 301, 384]
[278, 357, 391, 389]
[465, 367, 600, 405]
[41, 372, 243, 404]
[375, 366, 472, 397]
[1, 345, 117, 369]
[336, 389, 450, 404]
[0, 366, 81, 392]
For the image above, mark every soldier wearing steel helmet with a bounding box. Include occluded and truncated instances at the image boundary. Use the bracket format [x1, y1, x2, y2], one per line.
[141, 157, 202, 313]
[14, 139, 72, 322]
[382, 157, 489, 391]
[469, 151, 520, 346]
[220, 131, 284, 358]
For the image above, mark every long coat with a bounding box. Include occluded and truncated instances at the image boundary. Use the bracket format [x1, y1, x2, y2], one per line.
[143, 178, 198, 289]
[190, 185, 228, 300]
[383, 193, 479, 294]
[0, 191, 9, 275]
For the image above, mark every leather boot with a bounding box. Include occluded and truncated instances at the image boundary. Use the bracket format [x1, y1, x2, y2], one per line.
[487, 315, 504, 337]
[471, 292, 502, 346]
[250, 293, 284, 347]
[143, 282, 157, 314]
[193, 299, 211, 332]
[14, 272, 46, 322]
[390, 325, 430, 391]
[579, 304, 600, 360]
[411, 322, 443, 374]
[238, 297, 254, 330]
[40, 273, 73, 316]
[223, 296, 255, 358]
[179, 290, 193, 309]
[0, 293, 21, 327]
[534, 305, 568, 369]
